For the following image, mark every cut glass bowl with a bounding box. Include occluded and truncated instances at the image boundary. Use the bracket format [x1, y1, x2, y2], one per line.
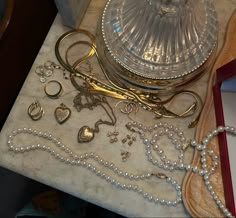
[96, 0, 218, 94]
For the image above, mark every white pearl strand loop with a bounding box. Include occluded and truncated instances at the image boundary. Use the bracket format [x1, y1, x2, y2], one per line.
[7, 127, 181, 207]
[126, 121, 235, 217]
[7, 123, 236, 217]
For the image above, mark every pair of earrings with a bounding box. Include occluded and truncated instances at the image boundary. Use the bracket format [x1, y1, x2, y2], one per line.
[121, 151, 131, 162]
[107, 131, 136, 146]
[35, 61, 65, 83]
[121, 134, 136, 146]
[107, 131, 119, 143]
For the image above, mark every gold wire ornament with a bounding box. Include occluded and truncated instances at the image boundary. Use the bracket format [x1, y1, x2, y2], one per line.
[27, 100, 44, 121]
[44, 80, 63, 99]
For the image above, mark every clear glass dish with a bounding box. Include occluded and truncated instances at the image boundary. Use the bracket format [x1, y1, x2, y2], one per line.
[100, 0, 218, 82]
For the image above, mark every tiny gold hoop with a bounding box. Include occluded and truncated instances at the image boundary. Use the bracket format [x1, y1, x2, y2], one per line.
[44, 80, 63, 99]
[28, 100, 44, 121]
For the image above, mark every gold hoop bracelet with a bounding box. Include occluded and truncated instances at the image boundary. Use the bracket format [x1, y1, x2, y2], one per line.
[44, 80, 63, 99]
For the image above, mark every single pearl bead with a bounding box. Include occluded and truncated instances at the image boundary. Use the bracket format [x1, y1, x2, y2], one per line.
[207, 185, 213, 191]
[172, 201, 177, 206]
[196, 144, 203, 150]
[138, 189, 143, 193]
[160, 200, 166, 205]
[211, 130, 218, 136]
[217, 126, 224, 132]
[204, 174, 209, 180]
[202, 138, 209, 145]
[172, 139, 178, 144]
[154, 198, 159, 203]
[154, 124, 158, 129]
[153, 145, 159, 150]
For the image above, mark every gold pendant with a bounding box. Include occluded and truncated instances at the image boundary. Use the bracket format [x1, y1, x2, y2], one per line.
[54, 103, 71, 124]
[78, 126, 94, 143]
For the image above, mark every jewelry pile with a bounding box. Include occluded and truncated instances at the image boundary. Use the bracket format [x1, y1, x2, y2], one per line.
[23, 28, 234, 217]
[7, 122, 235, 217]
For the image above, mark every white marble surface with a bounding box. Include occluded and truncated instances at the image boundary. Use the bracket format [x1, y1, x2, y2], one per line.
[0, 0, 236, 217]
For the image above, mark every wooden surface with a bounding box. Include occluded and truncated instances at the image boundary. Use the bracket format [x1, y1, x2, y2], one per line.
[182, 10, 236, 217]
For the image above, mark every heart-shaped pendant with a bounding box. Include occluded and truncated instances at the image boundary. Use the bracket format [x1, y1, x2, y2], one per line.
[54, 103, 71, 124]
[78, 126, 94, 143]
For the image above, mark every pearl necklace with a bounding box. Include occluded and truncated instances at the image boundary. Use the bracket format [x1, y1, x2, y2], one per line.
[126, 121, 235, 217]
[7, 122, 235, 217]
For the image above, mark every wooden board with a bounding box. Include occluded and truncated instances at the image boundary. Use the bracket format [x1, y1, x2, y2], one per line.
[182, 9, 236, 217]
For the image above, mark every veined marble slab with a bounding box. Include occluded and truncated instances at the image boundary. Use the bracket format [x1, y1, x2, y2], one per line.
[0, 0, 236, 217]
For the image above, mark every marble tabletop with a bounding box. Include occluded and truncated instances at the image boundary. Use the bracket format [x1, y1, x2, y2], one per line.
[0, 0, 236, 217]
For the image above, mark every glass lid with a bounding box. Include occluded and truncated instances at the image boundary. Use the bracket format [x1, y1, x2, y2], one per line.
[101, 0, 218, 80]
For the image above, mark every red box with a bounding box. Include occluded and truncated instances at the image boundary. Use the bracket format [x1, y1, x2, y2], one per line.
[213, 59, 236, 216]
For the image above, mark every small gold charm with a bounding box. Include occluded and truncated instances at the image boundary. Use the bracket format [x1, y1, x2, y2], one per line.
[78, 126, 95, 143]
[54, 103, 71, 124]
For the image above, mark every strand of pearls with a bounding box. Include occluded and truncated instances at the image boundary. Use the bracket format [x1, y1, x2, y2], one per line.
[7, 127, 182, 207]
[126, 121, 219, 175]
[6, 123, 236, 217]
[126, 121, 235, 217]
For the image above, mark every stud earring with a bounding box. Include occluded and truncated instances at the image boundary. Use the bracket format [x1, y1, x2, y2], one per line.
[107, 131, 119, 143]
[121, 133, 136, 146]
[121, 151, 131, 162]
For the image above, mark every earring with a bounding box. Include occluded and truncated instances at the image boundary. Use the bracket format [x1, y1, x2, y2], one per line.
[35, 61, 65, 83]
[115, 100, 139, 114]
[121, 151, 131, 162]
[121, 133, 136, 146]
[28, 100, 44, 121]
[107, 131, 119, 143]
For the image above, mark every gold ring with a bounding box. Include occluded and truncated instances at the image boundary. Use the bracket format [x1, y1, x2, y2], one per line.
[28, 100, 44, 120]
[44, 80, 63, 99]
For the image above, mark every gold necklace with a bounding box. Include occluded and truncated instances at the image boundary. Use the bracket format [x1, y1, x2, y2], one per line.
[55, 29, 202, 128]
[72, 81, 116, 143]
